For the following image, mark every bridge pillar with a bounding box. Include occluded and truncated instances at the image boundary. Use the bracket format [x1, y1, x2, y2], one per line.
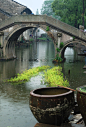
[57, 33, 62, 48]
[3, 41, 16, 60]
[0, 32, 4, 59]
[0, 32, 4, 47]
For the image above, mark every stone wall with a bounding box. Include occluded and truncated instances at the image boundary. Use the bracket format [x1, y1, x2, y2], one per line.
[61, 34, 73, 43]
[0, 11, 9, 22]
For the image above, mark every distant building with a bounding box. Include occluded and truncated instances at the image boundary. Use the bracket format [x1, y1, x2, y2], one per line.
[0, 0, 32, 21]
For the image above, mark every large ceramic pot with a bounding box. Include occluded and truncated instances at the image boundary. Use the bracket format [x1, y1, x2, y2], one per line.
[29, 87, 74, 126]
[76, 85, 86, 125]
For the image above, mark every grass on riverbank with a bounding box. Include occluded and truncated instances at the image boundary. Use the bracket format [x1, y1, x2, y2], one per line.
[38, 37, 47, 41]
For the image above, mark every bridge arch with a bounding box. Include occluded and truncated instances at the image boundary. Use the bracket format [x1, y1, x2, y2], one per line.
[59, 40, 86, 58]
[3, 24, 56, 59]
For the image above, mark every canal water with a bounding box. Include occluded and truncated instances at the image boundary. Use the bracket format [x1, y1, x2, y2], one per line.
[0, 41, 86, 127]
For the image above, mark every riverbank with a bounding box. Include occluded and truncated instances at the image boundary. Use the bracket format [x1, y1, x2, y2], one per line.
[16, 37, 52, 47]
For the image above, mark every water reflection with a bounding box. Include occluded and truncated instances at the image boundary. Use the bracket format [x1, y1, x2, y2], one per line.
[63, 47, 86, 90]
[64, 47, 74, 63]
[0, 41, 55, 127]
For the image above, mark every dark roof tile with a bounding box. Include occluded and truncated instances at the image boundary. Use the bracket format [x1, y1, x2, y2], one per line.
[0, 0, 32, 15]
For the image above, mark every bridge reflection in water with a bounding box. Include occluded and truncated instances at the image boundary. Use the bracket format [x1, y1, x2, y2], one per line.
[0, 41, 86, 127]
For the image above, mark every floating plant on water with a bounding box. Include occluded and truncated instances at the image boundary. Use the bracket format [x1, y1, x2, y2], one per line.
[6, 65, 69, 87]
[43, 66, 69, 87]
[6, 65, 50, 84]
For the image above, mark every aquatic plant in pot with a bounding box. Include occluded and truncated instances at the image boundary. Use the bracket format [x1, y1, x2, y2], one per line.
[76, 85, 86, 125]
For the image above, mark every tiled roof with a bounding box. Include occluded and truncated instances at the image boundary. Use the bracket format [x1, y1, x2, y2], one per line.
[0, 0, 32, 15]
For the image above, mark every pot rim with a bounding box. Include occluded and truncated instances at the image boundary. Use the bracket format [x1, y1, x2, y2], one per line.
[30, 86, 73, 98]
[76, 85, 86, 94]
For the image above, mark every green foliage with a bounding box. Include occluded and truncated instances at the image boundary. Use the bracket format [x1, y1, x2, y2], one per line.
[56, 48, 60, 52]
[6, 66, 50, 84]
[56, 42, 64, 51]
[43, 66, 69, 87]
[38, 37, 47, 41]
[60, 42, 64, 49]
[55, 54, 63, 62]
[6, 65, 69, 88]
[73, 36, 75, 41]
[0, 43, 1, 47]
[79, 87, 86, 93]
[52, 0, 86, 28]
[41, 0, 60, 19]
[46, 26, 50, 31]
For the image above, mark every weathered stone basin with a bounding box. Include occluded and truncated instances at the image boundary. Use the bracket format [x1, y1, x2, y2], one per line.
[76, 85, 86, 125]
[29, 87, 75, 126]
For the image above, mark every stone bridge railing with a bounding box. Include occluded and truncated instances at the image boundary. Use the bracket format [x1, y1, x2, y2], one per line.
[0, 15, 86, 42]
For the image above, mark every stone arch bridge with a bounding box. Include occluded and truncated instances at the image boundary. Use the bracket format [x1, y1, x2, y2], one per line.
[0, 15, 86, 60]
[59, 39, 86, 58]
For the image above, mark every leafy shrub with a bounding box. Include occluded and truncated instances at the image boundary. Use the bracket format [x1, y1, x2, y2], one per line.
[55, 54, 63, 62]
[56, 48, 60, 52]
